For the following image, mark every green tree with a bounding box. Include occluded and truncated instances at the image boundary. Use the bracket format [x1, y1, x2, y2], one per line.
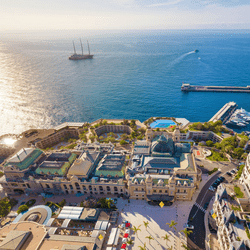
[42, 197, 47, 204]
[145, 235, 154, 245]
[143, 221, 149, 231]
[0, 198, 11, 217]
[120, 140, 128, 145]
[206, 140, 214, 147]
[167, 246, 173, 250]
[166, 220, 177, 232]
[162, 233, 170, 245]
[17, 205, 29, 214]
[97, 198, 114, 209]
[181, 243, 190, 250]
[121, 134, 129, 140]
[127, 239, 134, 247]
[180, 228, 193, 237]
[132, 225, 141, 237]
[58, 199, 66, 207]
[138, 243, 146, 250]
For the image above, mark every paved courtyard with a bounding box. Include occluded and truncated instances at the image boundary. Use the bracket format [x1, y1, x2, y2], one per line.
[116, 198, 197, 250]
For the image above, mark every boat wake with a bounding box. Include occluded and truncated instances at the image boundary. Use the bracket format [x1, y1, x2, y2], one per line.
[168, 51, 196, 68]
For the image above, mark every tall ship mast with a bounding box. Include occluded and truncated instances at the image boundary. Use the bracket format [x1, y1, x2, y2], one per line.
[69, 39, 94, 60]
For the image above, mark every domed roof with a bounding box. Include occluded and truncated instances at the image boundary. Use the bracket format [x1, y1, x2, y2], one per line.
[67, 154, 92, 177]
[151, 134, 175, 156]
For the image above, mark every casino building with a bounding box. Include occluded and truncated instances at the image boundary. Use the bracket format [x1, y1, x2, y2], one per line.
[0, 129, 201, 203]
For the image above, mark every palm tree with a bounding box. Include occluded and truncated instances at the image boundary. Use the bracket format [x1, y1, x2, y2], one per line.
[138, 243, 146, 250]
[145, 235, 154, 245]
[181, 243, 190, 250]
[166, 220, 177, 232]
[143, 221, 149, 231]
[127, 239, 134, 248]
[132, 225, 141, 237]
[167, 246, 173, 250]
[180, 228, 193, 238]
[162, 233, 170, 245]
[42, 197, 47, 204]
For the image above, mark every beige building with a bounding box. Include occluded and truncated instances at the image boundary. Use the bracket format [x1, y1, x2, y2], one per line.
[212, 184, 250, 250]
[128, 134, 201, 202]
[0, 122, 203, 203]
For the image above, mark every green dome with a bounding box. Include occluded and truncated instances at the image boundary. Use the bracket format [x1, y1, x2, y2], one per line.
[151, 135, 175, 156]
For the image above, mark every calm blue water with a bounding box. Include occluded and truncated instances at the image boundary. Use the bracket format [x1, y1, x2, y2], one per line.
[0, 29, 250, 136]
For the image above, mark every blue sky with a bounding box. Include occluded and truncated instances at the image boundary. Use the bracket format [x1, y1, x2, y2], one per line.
[1, 0, 250, 30]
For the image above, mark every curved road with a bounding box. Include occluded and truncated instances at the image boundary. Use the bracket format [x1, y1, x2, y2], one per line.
[187, 162, 237, 249]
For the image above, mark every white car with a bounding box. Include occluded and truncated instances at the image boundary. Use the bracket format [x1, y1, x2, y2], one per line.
[209, 186, 216, 192]
[184, 223, 194, 230]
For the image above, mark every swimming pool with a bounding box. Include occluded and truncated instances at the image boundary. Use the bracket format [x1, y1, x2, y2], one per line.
[150, 120, 176, 128]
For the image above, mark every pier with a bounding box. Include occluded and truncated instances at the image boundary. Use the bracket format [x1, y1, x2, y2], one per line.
[209, 102, 238, 123]
[181, 83, 250, 93]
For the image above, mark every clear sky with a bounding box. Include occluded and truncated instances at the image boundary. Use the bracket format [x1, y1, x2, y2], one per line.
[1, 0, 250, 30]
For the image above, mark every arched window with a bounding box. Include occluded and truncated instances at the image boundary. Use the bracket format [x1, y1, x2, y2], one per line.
[75, 182, 80, 190]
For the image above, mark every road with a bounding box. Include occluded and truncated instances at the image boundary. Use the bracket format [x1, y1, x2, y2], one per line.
[187, 159, 237, 249]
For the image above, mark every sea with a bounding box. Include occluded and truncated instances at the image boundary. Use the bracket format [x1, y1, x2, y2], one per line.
[0, 29, 250, 136]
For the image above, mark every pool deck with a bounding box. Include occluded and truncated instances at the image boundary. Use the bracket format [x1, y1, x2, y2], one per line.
[150, 120, 176, 129]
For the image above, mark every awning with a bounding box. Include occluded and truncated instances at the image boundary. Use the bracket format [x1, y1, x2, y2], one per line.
[147, 195, 174, 202]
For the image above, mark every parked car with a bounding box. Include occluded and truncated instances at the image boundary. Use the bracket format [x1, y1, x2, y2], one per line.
[226, 172, 232, 176]
[184, 223, 194, 230]
[204, 202, 209, 210]
[114, 198, 118, 204]
[219, 176, 225, 182]
[209, 186, 216, 192]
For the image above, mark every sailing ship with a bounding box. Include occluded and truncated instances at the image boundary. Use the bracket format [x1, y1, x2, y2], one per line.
[69, 39, 93, 60]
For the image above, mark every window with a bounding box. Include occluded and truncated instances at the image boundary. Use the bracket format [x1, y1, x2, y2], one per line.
[107, 186, 111, 191]
[153, 190, 156, 193]
[114, 187, 118, 191]
[46, 184, 50, 189]
[159, 190, 162, 193]
[75, 182, 80, 190]
[69, 185, 73, 190]
[177, 189, 180, 193]
[142, 188, 144, 191]
[165, 190, 168, 193]
[82, 185, 86, 190]
[184, 190, 186, 193]
[89, 185, 92, 191]
[135, 188, 138, 191]
[64, 184, 67, 189]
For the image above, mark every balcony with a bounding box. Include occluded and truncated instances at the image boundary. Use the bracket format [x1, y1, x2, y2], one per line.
[134, 190, 145, 194]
